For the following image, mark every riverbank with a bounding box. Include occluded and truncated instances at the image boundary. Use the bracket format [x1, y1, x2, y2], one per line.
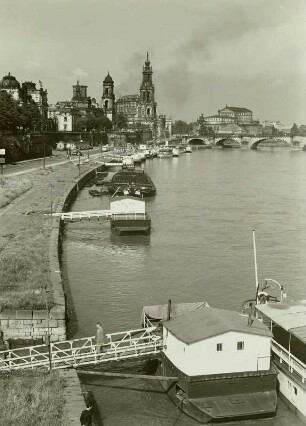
[0, 161, 94, 312]
[0, 158, 100, 425]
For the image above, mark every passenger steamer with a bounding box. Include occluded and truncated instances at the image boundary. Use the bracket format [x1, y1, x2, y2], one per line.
[252, 280, 306, 423]
[142, 302, 277, 423]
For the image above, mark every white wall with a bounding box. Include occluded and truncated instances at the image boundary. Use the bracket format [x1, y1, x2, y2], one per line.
[163, 329, 271, 376]
[56, 112, 73, 131]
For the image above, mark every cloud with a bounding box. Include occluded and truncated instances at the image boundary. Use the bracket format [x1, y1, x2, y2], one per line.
[26, 60, 41, 69]
[72, 68, 88, 78]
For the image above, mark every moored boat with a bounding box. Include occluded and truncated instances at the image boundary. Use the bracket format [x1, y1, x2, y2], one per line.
[185, 145, 192, 153]
[172, 147, 179, 157]
[143, 301, 277, 423]
[249, 280, 306, 423]
[157, 147, 172, 158]
[110, 198, 151, 235]
[107, 169, 156, 197]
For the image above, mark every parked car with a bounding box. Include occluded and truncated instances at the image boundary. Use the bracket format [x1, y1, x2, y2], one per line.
[72, 150, 83, 156]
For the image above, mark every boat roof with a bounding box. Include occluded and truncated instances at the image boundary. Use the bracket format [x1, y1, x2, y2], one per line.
[256, 300, 306, 344]
[142, 302, 208, 322]
[163, 307, 272, 344]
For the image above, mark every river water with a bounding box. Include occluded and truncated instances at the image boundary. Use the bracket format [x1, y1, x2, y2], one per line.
[61, 147, 305, 426]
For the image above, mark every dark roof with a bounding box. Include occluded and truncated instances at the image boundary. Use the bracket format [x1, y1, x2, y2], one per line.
[221, 106, 252, 113]
[163, 307, 272, 344]
[0, 72, 20, 89]
[117, 94, 139, 101]
[104, 73, 113, 83]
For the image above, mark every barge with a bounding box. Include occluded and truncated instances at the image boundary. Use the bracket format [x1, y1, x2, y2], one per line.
[110, 198, 151, 235]
[143, 302, 277, 423]
[108, 169, 156, 197]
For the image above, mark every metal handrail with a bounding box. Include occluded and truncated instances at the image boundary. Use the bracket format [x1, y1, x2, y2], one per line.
[0, 327, 161, 371]
[271, 340, 306, 383]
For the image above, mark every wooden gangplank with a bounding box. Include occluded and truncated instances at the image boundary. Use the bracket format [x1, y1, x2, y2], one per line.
[0, 327, 162, 371]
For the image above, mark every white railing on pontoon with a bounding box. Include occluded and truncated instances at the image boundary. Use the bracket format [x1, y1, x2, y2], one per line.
[0, 327, 162, 371]
[272, 340, 306, 383]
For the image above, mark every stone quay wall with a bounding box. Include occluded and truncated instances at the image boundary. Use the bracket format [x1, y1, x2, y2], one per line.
[0, 166, 99, 344]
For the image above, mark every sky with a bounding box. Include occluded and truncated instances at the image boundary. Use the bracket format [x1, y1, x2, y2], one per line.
[0, 0, 305, 125]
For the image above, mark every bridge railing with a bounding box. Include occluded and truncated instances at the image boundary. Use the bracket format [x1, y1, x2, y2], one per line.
[0, 327, 162, 371]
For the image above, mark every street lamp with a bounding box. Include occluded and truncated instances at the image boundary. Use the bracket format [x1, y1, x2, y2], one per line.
[43, 286, 52, 371]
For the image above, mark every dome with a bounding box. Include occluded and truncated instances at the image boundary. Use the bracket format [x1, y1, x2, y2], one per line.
[103, 72, 113, 84]
[0, 72, 20, 89]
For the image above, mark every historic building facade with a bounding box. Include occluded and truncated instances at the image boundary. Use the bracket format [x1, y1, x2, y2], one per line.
[202, 105, 261, 135]
[0, 72, 48, 121]
[48, 81, 99, 131]
[101, 73, 115, 121]
[114, 53, 157, 132]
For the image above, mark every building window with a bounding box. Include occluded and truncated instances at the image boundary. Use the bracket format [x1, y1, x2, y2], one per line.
[147, 108, 151, 115]
[64, 124, 67, 130]
[237, 341, 244, 350]
[216, 343, 223, 352]
[104, 100, 108, 109]
[105, 88, 109, 95]
[64, 117, 67, 122]
[294, 386, 297, 395]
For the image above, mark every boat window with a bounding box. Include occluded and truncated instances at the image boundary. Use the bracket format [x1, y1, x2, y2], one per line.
[216, 343, 223, 351]
[237, 341, 244, 350]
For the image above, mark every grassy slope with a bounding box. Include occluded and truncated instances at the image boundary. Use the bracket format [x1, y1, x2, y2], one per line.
[0, 370, 67, 426]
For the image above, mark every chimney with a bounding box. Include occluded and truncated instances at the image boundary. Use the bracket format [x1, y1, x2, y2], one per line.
[167, 299, 172, 320]
[248, 302, 254, 326]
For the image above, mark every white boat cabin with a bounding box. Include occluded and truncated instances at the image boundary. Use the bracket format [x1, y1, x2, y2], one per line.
[110, 198, 146, 215]
[163, 307, 272, 376]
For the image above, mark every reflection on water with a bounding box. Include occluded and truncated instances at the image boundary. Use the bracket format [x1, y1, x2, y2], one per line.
[61, 149, 306, 425]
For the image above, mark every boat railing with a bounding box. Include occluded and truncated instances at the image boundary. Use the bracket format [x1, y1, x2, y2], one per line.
[271, 339, 306, 383]
[111, 213, 149, 221]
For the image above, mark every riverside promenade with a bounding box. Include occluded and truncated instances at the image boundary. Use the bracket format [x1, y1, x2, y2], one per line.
[0, 150, 108, 425]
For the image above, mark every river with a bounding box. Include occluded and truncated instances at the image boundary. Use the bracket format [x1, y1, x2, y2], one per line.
[61, 147, 306, 425]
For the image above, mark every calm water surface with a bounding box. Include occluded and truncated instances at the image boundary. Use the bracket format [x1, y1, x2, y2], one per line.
[61, 148, 306, 425]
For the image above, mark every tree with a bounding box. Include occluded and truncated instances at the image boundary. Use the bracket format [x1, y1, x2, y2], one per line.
[114, 113, 128, 130]
[18, 101, 42, 132]
[198, 123, 214, 137]
[0, 92, 20, 131]
[75, 115, 112, 132]
[290, 123, 299, 137]
[172, 120, 190, 135]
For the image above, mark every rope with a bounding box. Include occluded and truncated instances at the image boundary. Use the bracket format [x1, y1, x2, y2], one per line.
[164, 395, 185, 424]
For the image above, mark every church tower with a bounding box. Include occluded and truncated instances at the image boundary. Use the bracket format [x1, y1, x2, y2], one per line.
[102, 72, 115, 122]
[139, 53, 157, 122]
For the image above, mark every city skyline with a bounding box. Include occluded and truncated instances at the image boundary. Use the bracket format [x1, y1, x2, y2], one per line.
[0, 0, 305, 125]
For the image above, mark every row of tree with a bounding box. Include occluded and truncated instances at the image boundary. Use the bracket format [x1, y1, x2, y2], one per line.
[0, 91, 42, 132]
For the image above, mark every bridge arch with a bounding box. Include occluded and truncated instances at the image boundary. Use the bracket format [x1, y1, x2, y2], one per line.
[215, 138, 241, 148]
[187, 138, 206, 145]
[249, 138, 291, 150]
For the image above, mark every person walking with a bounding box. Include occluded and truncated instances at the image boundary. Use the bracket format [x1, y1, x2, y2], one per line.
[80, 406, 93, 426]
[95, 322, 105, 354]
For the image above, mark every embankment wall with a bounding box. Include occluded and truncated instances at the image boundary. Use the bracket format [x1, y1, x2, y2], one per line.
[0, 167, 99, 343]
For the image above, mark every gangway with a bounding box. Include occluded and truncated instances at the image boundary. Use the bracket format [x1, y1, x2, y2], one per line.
[47, 210, 112, 221]
[0, 327, 162, 371]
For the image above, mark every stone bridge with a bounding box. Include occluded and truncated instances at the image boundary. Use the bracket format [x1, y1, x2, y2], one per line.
[179, 134, 306, 150]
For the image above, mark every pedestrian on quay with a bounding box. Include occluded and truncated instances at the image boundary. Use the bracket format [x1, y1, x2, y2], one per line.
[80, 406, 93, 426]
[95, 322, 105, 354]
